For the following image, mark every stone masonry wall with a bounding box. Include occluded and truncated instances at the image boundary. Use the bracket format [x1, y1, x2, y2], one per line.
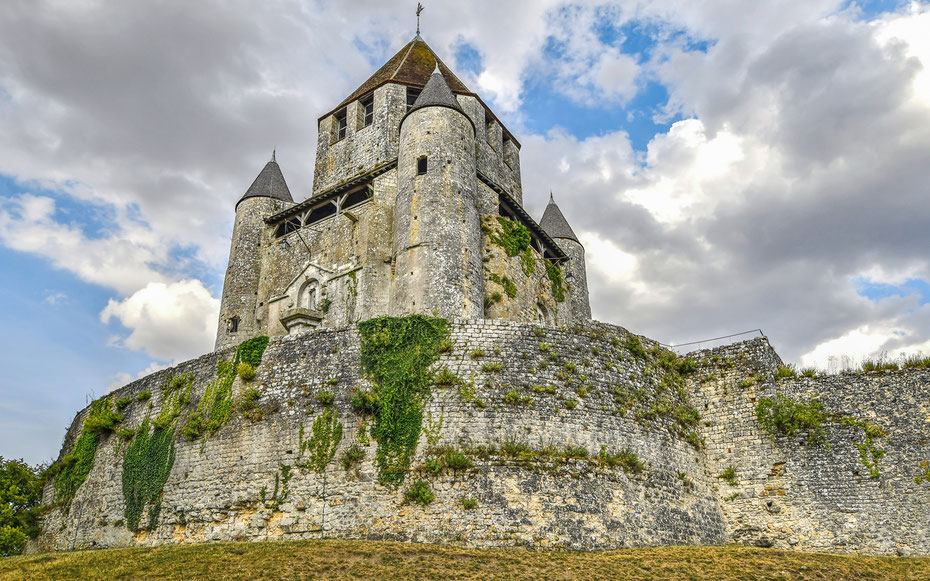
[33, 325, 930, 555]
[34, 320, 726, 552]
[691, 338, 930, 556]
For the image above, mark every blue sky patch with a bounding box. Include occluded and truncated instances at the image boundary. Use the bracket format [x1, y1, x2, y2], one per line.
[853, 277, 930, 306]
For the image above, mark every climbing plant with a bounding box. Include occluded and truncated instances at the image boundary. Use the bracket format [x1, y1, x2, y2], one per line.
[122, 418, 176, 531]
[183, 336, 269, 441]
[490, 217, 531, 257]
[53, 396, 121, 507]
[546, 260, 565, 303]
[358, 316, 448, 486]
[299, 409, 343, 474]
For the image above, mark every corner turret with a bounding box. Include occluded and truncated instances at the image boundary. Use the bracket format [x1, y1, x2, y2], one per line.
[216, 152, 295, 351]
[540, 194, 591, 321]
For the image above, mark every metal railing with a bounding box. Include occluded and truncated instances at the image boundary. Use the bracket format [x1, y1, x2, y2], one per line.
[659, 329, 765, 354]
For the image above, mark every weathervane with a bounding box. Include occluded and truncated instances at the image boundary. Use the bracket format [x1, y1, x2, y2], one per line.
[416, 3, 424, 36]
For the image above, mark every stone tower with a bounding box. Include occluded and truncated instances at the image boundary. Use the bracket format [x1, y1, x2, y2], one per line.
[215, 153, 294, 351]
[392, 65, 483, 318]
[540, 195, 591, 321]
[213, 35, 591, 346]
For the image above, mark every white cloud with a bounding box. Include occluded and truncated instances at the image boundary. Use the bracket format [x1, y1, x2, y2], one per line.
[100, 280, 220, 362]
[42, 291, 68, 306]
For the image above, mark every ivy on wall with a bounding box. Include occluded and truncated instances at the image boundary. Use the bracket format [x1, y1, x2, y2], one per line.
[490, 217, 531, 257]
[53, 397, 122, 507]
[358, 316, 448, 486]
[546, 260, 565, 303]
[122, 418, 175, 531]
[183, 337, 269, 441]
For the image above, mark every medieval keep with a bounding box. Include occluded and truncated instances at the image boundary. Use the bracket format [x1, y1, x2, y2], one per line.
[215, 35, 590, 351]
[32, 32, 930, 558]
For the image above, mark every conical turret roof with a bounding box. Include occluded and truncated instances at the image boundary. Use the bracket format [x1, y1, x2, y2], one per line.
[323, 36, 473, 119]
[237, 151, 293, 208]
[407, 63, 465, 117]
[539, 194, 579, 243]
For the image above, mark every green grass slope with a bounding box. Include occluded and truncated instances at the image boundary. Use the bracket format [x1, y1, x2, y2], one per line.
[2, 540, 930, 580]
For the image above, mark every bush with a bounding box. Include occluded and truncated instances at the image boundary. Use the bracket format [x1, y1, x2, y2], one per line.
[598, 446, 644, 473]
[800, 368, 817, 377]
[677, 357, 698, 374]
[774, 366, 797, 379]
[0, 458, 42, 556]
[433, 368, 459, 387]
[135, 390, 151, 402]
[481, 362, 502, 373]
[350, 389, 380, 414]
[624, 335, 647, 359]
[114, 396, 132, 411]
[404, 480, 434, 506]
[461, 496, 477, 510]
[316, 390, 335, 406]
[444, 451, 473, 471]
[340, 444, 365, 471]
[755, 393, 828, 446]
[236, 362, 256, 381]
[83, 397, 123, 435]
[718, 465, 739, 486]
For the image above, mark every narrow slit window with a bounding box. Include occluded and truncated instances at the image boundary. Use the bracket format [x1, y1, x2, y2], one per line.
[335, 108, 347, 140]
[417, 156, 428, 175]
[361, 94, 374, 127]
[228, 316, 240, 333]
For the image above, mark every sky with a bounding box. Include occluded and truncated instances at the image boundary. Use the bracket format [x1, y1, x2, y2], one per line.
[1, 0, 929, 465]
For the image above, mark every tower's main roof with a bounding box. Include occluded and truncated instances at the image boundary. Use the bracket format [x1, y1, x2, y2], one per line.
[325, 36, 473, 119]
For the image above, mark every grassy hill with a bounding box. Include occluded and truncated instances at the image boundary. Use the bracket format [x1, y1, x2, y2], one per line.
[2, 540, 930, 580]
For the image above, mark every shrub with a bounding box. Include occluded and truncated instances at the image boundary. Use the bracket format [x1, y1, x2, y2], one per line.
[564, 398, 578, 410]
[438, 339, 454, 354]
[755, 393, 828, 446]
[481, 362, 502, 373]
[236, 362, 256, 381]
[444, 451, 473, 471]
[239, 388, 264, 421]
[532, 327, 544, 337]
[774, 366, 797, 379]
[114, 396, 132, 411]
[503, 389, 532, 406]
[135, 390, 151, 402]
[340, 444, 365, 471]
[83, 397, 123, 435]
[404, 480, 435, 506]
[563, 446, 589, 459]
[461, 496, 477, 510]
[470, 349, 485, 359]
[598, 446, 644, 473]
[624, 335, 647, 359]
[677, 357, 698, 374]
[801, 368, 817, 377]
[433, 367, 459, 387]
[350, 389, 380, 414]
[316, 390, 335, 406]
[718, 465, 739, 486]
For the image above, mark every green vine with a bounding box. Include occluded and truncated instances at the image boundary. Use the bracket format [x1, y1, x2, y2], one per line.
[122, 418, 176, 531]
[358, 316, 448, 486]
[299, 409, 343, 473]
[183, 337, 269, 441]
[490, 217, 531, 257]
[54, 396, 121, 506]
[489, 273, 517, 298]
[260, 464, 292, 511]
[546, 260, 565, 303]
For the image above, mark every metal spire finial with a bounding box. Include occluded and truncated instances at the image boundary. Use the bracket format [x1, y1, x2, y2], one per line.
[549, 191, 555, 203]
[416, 3, 424, 36]
[271, 148, 276, 163]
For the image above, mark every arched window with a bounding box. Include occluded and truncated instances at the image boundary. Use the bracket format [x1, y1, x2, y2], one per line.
[536, 302, 549, 325]
[299, 279, 319, 310]
[227, 316, 240, 333]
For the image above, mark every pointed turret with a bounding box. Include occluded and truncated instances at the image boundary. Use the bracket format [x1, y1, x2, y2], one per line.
[539, 193, 590, 321]
[406, 63, 465, 117]
[539, 193, 579, 243]
[237, 152, 293, 208]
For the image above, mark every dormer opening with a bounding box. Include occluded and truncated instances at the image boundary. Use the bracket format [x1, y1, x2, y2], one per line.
[335, 108, 347, 141]
[417, 156, 428, 175]
[406, 87, 421, 111]
[361, 94, 374, 127]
